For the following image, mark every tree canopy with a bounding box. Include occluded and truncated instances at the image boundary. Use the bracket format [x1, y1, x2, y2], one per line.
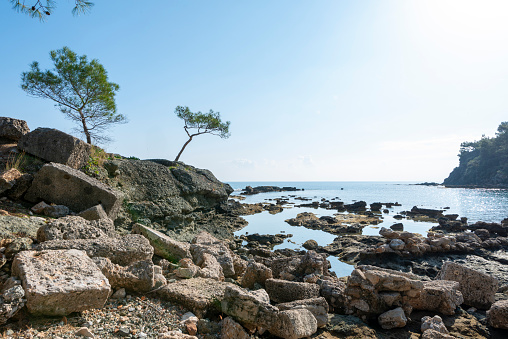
[10, 0, 93, 20]
[444, 121, 508, 187]
[174, 106, 231, 162]
[21, 46, 126, 144]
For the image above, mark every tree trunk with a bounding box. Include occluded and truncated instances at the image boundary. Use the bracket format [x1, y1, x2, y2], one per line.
[174, 136, 193, 162]
[79, 111, 91, 144]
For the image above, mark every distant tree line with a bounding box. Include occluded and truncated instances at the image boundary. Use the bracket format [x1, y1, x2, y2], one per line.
[444, 122, 508, 187]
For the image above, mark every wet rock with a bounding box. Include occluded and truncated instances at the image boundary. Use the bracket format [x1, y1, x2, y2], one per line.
[93, 257, 154, 292]
[35, 234, 154, 266]
[302, 239, 318, 250]
[37, 216, 116, 242]
[18, 128, 92, 169]
[132, 223, 191, 262]
[12, 249, 110, 316]
[378, 307, 407, 329]
[158, 278, 236, 318]
[436, 261, 498, 309]
[269, 308, 318, 339]
[486, 300, 508, 329]
[390, 223, 404, 231]
[276, 297, 329, 327]
[0, 117, 30, 141]
[25, 162, 123, 219]
[241, 261, 272, 289]
[220, 317, 250, 339]
[265, 279, 320, 303]
[409, 280, 463, 315]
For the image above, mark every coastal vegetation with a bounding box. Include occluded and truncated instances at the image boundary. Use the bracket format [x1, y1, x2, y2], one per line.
[20, 47, 126, 145]
[174, 105, 231, 162]
[444, 121, 508, 187]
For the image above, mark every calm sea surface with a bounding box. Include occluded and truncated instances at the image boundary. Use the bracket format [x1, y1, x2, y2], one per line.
[228, 181, 508, 277]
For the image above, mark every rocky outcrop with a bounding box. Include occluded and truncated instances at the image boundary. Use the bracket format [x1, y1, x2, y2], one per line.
[285, 212, 380, 235]
[241, 186, 301, 195]
[12, 249, 111, 316]
[18, 128, 92, 169]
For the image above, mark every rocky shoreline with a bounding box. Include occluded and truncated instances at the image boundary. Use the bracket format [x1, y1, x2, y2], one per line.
[0, 117, 506, 338]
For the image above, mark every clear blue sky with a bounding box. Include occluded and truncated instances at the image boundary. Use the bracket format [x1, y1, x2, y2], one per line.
[1, 0, 507, 182]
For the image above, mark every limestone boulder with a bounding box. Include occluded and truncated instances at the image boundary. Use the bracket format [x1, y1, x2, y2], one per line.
[269, 308, 318, 339]
[77, 204, 108, 221]
[93, 257, 154, 293]
[436, 261, 498, 309]
[265, 279, 320, 303]
[409, 280, 463, 315]
[317, 278, 347, 313]
[221, 285, 278, 329]
[241, 261, 273, 289]
[378, 307, 407, 329]
[0, 117, 29, 141]
[0, 169, 22, 194]
[25, 162, 123, 219]
[35, 234, 153, 266]
[277, 297, 329, 327]
[220, 317, 250, 339]
[421, 315, 449, 334]
[157, 278, 236, 318]
[0, 279, 25, 325]
[132, 223, 191, 261]
[12, 249, 110, 316]
[487, 300, 508, 329]
[18, 128, 91, 169]
[37, 216, 116, 242]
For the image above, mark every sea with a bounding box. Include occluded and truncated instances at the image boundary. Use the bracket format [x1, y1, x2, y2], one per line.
[227, 182, 508, 277]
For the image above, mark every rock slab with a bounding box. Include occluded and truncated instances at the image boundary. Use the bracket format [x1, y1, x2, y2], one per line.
[25, 162, 123, 219]
[12, 249, 111, 316]
[18, 128, 91, 169]
[0, 117, 30, 141]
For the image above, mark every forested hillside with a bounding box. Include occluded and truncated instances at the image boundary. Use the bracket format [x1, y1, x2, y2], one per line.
[444, 122, 508, 187]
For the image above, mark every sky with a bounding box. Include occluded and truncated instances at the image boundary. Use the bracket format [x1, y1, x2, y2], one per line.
[1, 0, 507, 182]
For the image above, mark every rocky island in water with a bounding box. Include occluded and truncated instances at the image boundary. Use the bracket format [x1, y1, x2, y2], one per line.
[0, 117, 506, 338]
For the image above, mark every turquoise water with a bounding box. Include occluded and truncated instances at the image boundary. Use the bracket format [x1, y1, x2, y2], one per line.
[229, 182, 508, 277]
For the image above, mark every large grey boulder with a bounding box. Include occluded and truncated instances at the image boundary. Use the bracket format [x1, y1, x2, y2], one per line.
[12, 249, 110, 316]
[25, 162, 123, 219]
[265, 279, 321, 303]
[132, 223, 191, 261]
[35, 234, 153, 266]
[408, 280, 463, 315]
[157, 278, 236, 317]
[436, 261, 498, 309]
[0, 117, 30, 141]
[93, 257, 154, 293]
[37, 216, 117, 242]
[487, 300, 508, 329]
[221, 285, 278, 329]
[269, 309, 318, 339]
[18, 128, 91, 169]
[377, 307, 407, 329]
[276, 297, 329, 327]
